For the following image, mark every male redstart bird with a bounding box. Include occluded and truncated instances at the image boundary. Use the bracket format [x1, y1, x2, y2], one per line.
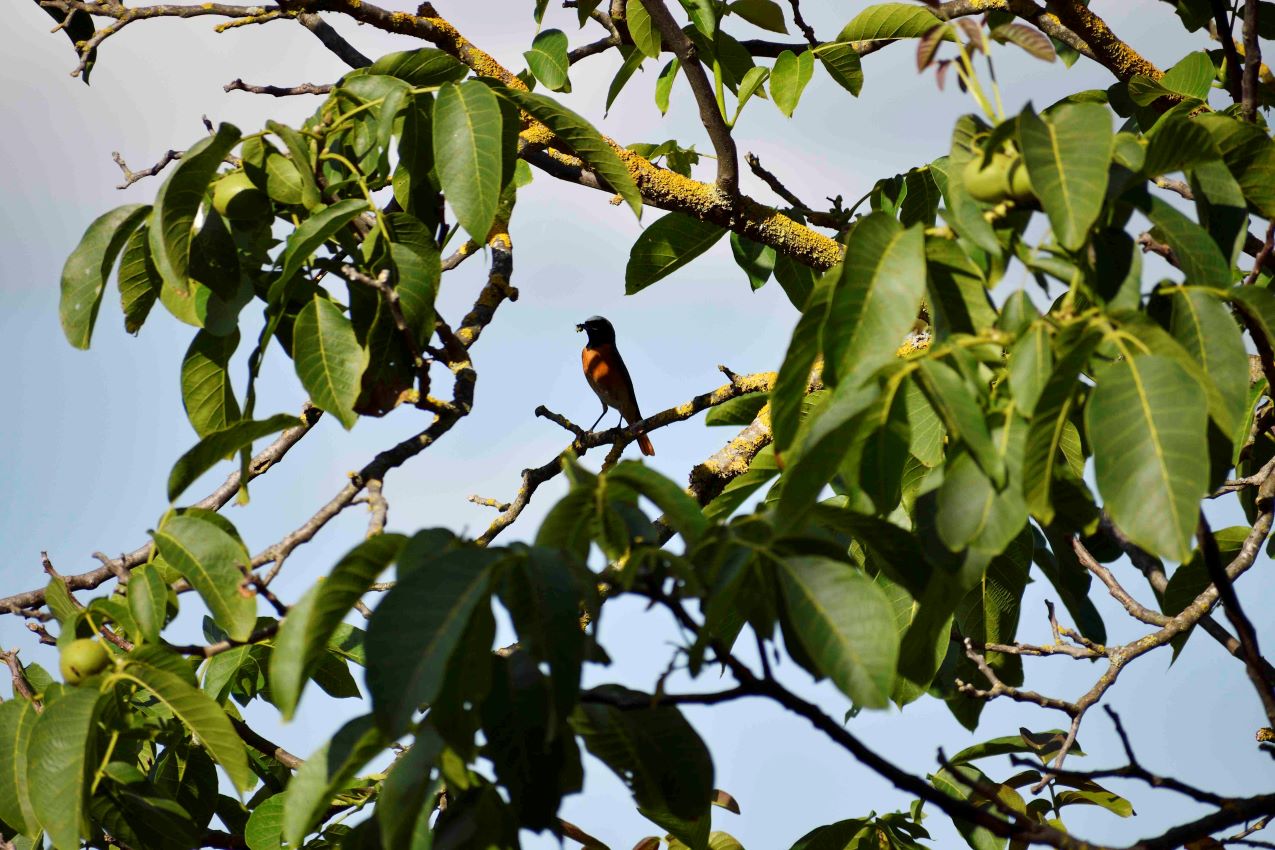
[576, 316, 655, 456]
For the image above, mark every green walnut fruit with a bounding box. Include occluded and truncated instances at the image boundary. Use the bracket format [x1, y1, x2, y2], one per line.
[1007, 156, 1034, 202]
[60, 638, 110, 684]
[212, 170, 271, 221]
[963, 152, 1015, 203]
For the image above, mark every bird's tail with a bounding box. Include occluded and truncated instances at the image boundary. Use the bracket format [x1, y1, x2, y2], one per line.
[637, 432, 655, 456]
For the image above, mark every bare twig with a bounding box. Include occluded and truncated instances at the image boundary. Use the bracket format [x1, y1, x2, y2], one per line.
[224, 78, 332, 96]
[1072, 537, 1168, 626]
[1199, 514, 1275, 727]
[1211, 0, 1246, 104]
[0, 650, 39, 705]
[1244, 220, 1275, 286]
[112, 149, 181, 189]
[0, 406, 322, 617]
[786, 0, 818, 47]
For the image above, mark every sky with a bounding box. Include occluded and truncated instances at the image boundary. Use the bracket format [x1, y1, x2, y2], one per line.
[2, 1, 1274, 849]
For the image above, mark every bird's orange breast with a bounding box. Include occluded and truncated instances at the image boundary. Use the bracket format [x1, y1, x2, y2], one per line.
[582, 345, 623, 406]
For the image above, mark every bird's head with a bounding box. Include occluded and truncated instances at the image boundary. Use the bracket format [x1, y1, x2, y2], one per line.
[576, 315, 615, 345]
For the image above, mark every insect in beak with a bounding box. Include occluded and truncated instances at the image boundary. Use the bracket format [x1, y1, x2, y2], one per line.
[575, 324, 585, 332]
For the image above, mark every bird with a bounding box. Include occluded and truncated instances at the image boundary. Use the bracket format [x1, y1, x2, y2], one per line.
[576, 315, 655, 457]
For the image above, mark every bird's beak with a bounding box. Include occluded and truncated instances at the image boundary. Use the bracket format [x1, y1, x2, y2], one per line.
[575, 323, 585, 333]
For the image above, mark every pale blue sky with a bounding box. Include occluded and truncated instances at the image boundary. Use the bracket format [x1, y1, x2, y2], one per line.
[2, 2, 1272, 848]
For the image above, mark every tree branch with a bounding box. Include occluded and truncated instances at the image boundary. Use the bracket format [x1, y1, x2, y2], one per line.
[0, 405, 322, 617]
[636, 0, 739, 197]
[1243, 0, 1263, 121]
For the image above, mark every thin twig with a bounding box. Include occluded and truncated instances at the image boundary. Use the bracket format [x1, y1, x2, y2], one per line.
[1211, 0, 1246, 104]
[1199, 513, 1275, 727]
[786, 0, 818, 47]
[224, 78, 332, 96]
[112, 149, 181, 189]
[1244, 220, 1275, 286]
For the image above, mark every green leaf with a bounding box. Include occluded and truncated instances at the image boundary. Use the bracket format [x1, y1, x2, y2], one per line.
[936, 435, 1027, 557]
[656, 59, 681, 114]
[1166, 288, 1249, 435]
[770, 50, 813, 117]
[44, 576, 77, 624]
[366, 546, 502, 735]
[949, 728, 1080, 765]
[672, 0, 711, 36]
[497, 89, 642, 217]
[772, 272, 834, 453]
[729, 232, 777, 290]
[705, 392, 768, 426]
[774, 252, 816, 309]
[149, 124, 242, 296]
[930, 765, 1013, 850]
[27, 688, 102, 850]
[607, 46, 647, 114]
[168, 414, 299, 502]
[729, 0, 787, 32]
[1018, 104, 1112, 251]
[378, 725, 444, 849]
[499, 548, 586, 720]
[1143, 116, 1219, 177]
[732, 66, 770, 121]
[118, 223, 162, 335]
[954, 529, 1031, 687]
[271, 534, 406, 719]
[1023, 330, 1100, 523]
[916, 359, 1005, 486]
[524, 28, 571, 91]
[573, 687, 713, 848]
[153, 514, 257, 642]
[266, 121, 322, 211]
[293, 295, 368, 430]
[609, 461, 708, 542]
[626, 212, 726, 294]
[704, 444, 779, 522]
[823, 213, 926, 388]
[1188, 158, 1248, 266]
[244, 794, 284, 850]
[1196, 113, 1275, 218]
[282, 715, 387, 847]
[114, 659, 254, 792]
[180, 330, 241, 439]
[268, 197, 370, 304]
[813, 42, 864, 96]
[1056, 784, 1134, 817]
[433, 80, 505, 241]
[838, 3, 941, 41]
[627, 0, 662, 58]
[128, 563, 169, 645]
[1008, 323, 1054, 416]
[367, 48, 469, 86]
[0, 699, 38, 836]
[1138, 191, 1232, 286]
[1086, 355, 1209, 562]
[59, 203, 151, 349]
[1159, 50, 1214, 100]
[777, 556, 899, 708]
